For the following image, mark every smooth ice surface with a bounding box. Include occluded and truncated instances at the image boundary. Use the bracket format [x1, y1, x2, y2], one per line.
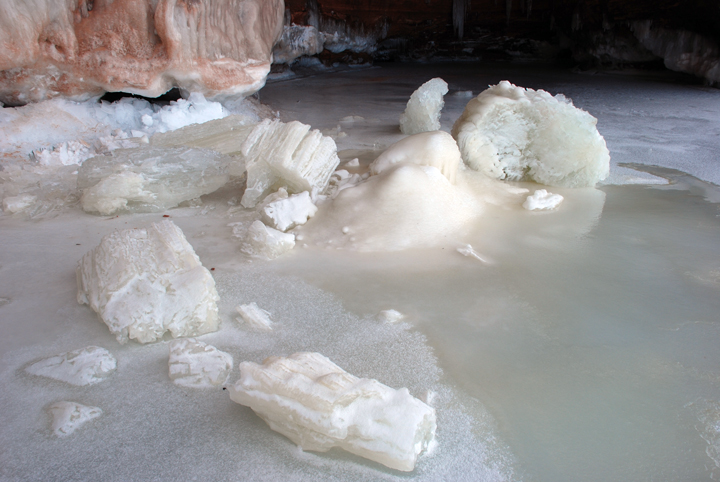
[25, 345, 116, 386]
[522, 189, 564, 210]
[77, 220, 219, 344]
[452, 81, 610, 187]
[370, 131, 461, 183]
[47, 401, 102, 438]
[168, 338, 232, 388]
[228, 352, 437, 472]
[399, 78, 449, 135]
[262, 191, 318, 232]
[236, 303, 274, 331]
[241, 220, 296, 259]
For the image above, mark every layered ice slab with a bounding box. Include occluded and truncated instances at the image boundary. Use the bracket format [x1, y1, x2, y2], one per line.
[25, 346, 116, 386]
[240, 119, 340, 208]
[168, 339, 232, 388]
[78, 147, 231, 215]
[228, 352, 437, 472]
[400, 78, 449, 135]
[452, 81, 610, 187]
[77, 220, 219, 344]
[47, 401, 102, 438]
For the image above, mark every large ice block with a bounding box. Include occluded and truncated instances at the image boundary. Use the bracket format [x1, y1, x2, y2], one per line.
[399, 78, 449, 135]
[452, 81, 610, 187]
[168, 338, 232, 388]
[228, 352, 437, 472]
[77, 221, 219, 344]
[25, 346, 116, 386]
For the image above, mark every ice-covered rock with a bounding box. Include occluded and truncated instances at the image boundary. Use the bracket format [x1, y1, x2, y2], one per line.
[78, 147, 231, 215]
[235, 302, 273, 331]
[47, 401, 102, 438]
[261, 191, 318, 232]
[452, 81, 610, 187]
[370, 131, 461, 184]
[168, 338, 232, 388]
[25, 346, 116, 386]
[241, 220, 296, 259]
[77, 220, 219, 344]
[378, 309, 405, 323]
[240, 119, 340, 208]
[523, 189, 564, 211]
[2, 194, 37, 214]
[399, 78, 449, 135]
[228, 352, 437, 472]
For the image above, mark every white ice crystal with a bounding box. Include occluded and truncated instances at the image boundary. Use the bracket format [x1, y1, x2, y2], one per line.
[76, 221, 220, 344]
[370, 131, 461, 183]
[168, 338, 233, 388]
[235, 302, 273, 331]
[25, 346, 116, 386]
[261, 191, 318, 232]
[47, 401, 102, 438]
[228, 352, 437, 472]
[399, 78, 449, 135]
[241, 220, 296, 259]
[452, 81, 610, 187]
[523, 189, 564, 211]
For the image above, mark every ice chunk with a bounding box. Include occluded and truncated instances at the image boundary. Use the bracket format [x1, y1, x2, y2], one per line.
[452, 81, 610, 187]
[76, 221, 220, 344]
[2, 194, 37, 214]
[240, 119, 340, 208]
[399, 78, 449, 135]
[378, 309, 405, 323]
[261, 191, 318, 232]
[25, 346, 117, 386]
[523, 189, 564, 211]
[228, 352, 436, 472]
[47, 401, 102, 438]
[235, 302, 273, 331]
[370, 131, 461, 184]
[241, 220, 296, 259]
[78, 147, 231, 215]
[168, 338, 233, 388]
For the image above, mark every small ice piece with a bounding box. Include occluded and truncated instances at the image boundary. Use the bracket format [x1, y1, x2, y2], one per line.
[399, 78, 449, 135]
[523, 189, 564, 210]
[261, 191, 318, 232]
[228, 352, 437, 472]
[370, 131, 461, 184]
[241, 220, 296, 259]
[235, 302, 273, 331]
[25, 346, 117, 386]
[48, 401, 102, 438]
[345, 158, 360, 167]
[76, 221, 220, 344]
[457, 244, 488, 263]
[378, 309, 405, 323]
[168, 338, 233, 388]
[2, 194, 37, 214]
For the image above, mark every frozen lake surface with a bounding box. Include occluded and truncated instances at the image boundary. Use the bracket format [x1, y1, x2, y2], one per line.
[1, 62, 720, 481]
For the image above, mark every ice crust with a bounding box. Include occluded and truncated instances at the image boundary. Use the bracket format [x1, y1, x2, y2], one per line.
[241, 220, 296, 259]
[262, 191, 318, 232]
[452, 81, 610, 187]
[399, 78, 449, 135]
[25, 346, 117, 386]
[236, 302, 274, 331]
[168, 339, 233, 388]
[523, 189, 564, 210]
[228, 352, 437, 472]
[370, 131, 461, 183]
[47, 401, 102, 438]
[76, 221, 219, 344]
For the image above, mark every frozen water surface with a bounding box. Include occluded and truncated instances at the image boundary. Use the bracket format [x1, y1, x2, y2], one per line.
[1, 62, 720, 481]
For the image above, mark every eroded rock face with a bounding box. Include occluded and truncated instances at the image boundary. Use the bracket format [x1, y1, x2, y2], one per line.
[0, 0, 284, 105]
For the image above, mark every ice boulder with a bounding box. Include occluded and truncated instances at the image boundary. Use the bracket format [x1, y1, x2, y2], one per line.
[370, 131, 461, 184]
[261, 191, 318, 232]
[523, 189, 564, 211]
[228, 352, 436, 472]
[77, 220, 220, 344]
[241, 220, 296, 259]
[400, 78, 449, 135]
[47, 401, 102, 438]
[25, 346, 116, 386]
[451, 81, 610, 187]
[168, 338, 232, 388]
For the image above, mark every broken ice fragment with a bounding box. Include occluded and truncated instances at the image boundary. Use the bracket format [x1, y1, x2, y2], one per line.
[400, 78, 449, 135]
[228, 352, 437, 472]
[370, 131, 461, 183]
[48, 401, 102, 438]
[261, 191, 318, 232]
[25, 346, 116, 386]
[241, 220, 295, 259]
[378, 309, 405, 323]
[236, 303, 273, 331]
[523, 189, 564, 211]
[168, 338, 233, 388]
[76, 220, 220, 344]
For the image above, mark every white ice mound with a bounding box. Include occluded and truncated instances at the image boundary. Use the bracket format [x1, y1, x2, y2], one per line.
[400, 78, 449, 135]
[236, 302, 273, 331]
[47, 401, 102, 438]
[370, 131, 461, 184]
[523, 189, 564, 211]
[262, 191, 318, 232]
[25, 346, 116, 386]
[241, 220, 296, 259]
[228, 352, 437, 472]
[168, 338, 233, 388]
[77, 220, 220, 344]
[451, 81, 610, 187]
[240, 119, 340, 208]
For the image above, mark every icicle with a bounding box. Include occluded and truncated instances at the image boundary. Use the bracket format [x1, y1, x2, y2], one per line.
[506, 0, 512, 25]
[453, 0, 470, 40]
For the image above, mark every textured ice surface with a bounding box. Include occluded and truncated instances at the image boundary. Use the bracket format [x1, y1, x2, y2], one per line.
[240, 119, 340, 207]
[228, 352, 437, 472]
[452, 81, 610, 187]
[47, 401, 102, 438]
[241, 220, 296, 259]
[262, 191, 318, 232]
[400, 78, 449, 135]
[77, 220, 219, 344]
[168, 338, 232, 388]
[236, 302, 274, 331]
[523, 189, 564, 210]
[78, 147, 231, 215]
[25, 346, 116, 386]
[370, 131, 461, 183]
